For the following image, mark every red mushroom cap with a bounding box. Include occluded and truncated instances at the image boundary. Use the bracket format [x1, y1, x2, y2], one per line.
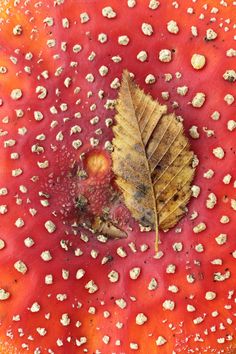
[0, 0, 236, 353]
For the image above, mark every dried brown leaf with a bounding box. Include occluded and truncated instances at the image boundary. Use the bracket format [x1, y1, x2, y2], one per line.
[92, 217, 127, 239]
[112, 70, 195, 251]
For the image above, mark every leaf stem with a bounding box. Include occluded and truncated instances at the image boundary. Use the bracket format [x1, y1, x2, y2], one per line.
[154, 211, 159, 254]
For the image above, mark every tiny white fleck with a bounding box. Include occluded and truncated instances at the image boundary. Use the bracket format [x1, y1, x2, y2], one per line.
[30, 302, 41, 312]
[110, 78, 120, 89]
[85, 280, 98, 293]
[72, 139, 82, 149]
[223, 174, 232, 184]
[189, 125, 200, 139]
[205, 291, 216, 300]
[13, 24, 23, 35]
[212, 147, 225, 159]
[167, 20, 179, 34]
[130, 342, 138, 350]
[36, 327, 47, 336]
[34, 111, 44, 121]
[73, 44, 82, 53]
[168, 285, 179, 293]
[177, 86, 188, 96]
[115, 298, 127, 309]
[60, 313, 71, 326]
[227, 120, 236, 131]
[0, 289, 10, 300]
[80, 12, 90, 24]
[108, 270, 119, 283]
[224, 94, 235, 105]
[149, 0, 160, 10]
[44, 220, 56, 233]
[136, 313, 148, 325]
[62, 17, 69, 28]
[24, 237, 34, 248]
[166, 264, 176, 274]
[36, 86, 47, 99]
[0, 66, 7, 74]
[0, 205, 7, 215]
[231, 199, 236, 211]
[43, 17, 54, 27]
[223, 70, 236, 82]
[129, 267, 141, 280]
[220, 215, 229, 224]
[203, 169, 214, 179]
[14, 260, 27, 274]
[117, 247, 127, 258]
[187, 304, 196, 312]
[205, 28, 217, 40]
[215, 234, 227, 246]
[41, 250, 52, 262]
[0, 239, 5, 250]
[137, 50, 148, 62]
[99, 65, 109, 77]
[45, 274, 53, 284]
[11, 89, 22, 100]
[156, 336, 167, 346]
[211, 111, 220, 121]
[98, 33, 108, 43]
[102, 335, 110, 344]
[145, 74, 156, 84]
[118, 35, 130, 46]
[127, 0, 136, 7]
[191, 54, 206, 70]
[172, 242, 183, 252]
[193, 222, 206, 234]
[102, 6, 116, 18]
[191, 92, 206, 108]
[191, 185, 200, 198]
[76, 269, 85, 280]
[206, 192, 217, 209]
[159, 49, 172, 63]
[15, 218, 24, 228]
[111, 55, 122, 63]
[37, 160, 49, 169]
[148, 278, 158, 290]
[226, 48, 236, 57]
[193, 316, 204, 325]
[141, 22, 153, 36]
[191, 26, 198, 37]
[162, 299, 175, 311]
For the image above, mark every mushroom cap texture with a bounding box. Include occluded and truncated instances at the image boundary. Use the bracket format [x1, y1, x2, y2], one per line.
[0, 0, 236, 353]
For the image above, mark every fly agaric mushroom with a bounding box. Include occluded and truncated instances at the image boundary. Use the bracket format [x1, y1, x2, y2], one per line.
[0, 0, 236, 353]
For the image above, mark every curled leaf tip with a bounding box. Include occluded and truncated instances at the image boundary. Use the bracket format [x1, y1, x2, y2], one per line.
[92, 217, 128, 239]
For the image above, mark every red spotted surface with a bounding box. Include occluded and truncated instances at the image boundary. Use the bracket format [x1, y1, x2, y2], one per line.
[0, 0, 236, 353]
